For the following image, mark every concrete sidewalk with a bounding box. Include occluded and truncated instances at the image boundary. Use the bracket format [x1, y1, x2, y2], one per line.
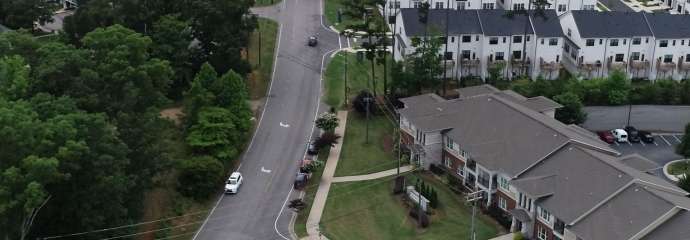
[332, 165, 414, 183]
[304, 111, 348, 240]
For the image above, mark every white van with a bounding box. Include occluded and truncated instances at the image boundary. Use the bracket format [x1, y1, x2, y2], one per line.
[611, 129, 628, 143]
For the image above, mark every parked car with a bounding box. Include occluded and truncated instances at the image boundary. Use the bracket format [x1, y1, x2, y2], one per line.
[597, 131, 615, 144]
[639, 130, 655, 143]
[307, 36, 318, 46]
[624, 126, 641, 142]
[611, 129, 628, 143]
[224, 172, 243, 194]
[307, 142, 318, 155]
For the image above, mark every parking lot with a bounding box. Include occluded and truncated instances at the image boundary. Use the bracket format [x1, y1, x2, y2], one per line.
[607, 133, 684, 178]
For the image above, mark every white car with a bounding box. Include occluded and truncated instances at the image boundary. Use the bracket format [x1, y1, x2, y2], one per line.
[611, 129, 628, 143]
[225, 172, 243, 194]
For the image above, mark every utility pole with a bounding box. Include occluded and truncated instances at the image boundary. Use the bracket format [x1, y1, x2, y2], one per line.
[442, 0, 451, 97]
[626, 103, 632, 127]
[365, 95, 372, 143]
[466, 190, 483, 240]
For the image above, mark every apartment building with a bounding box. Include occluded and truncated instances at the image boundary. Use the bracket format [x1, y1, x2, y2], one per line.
[393, 9, 564, 80]
[498, 0, 596, 12]
[665, 0, 689, 14]
[384, 0, 497, 11]
[398, 84, 690, 240]
[560, 11, 690, 80]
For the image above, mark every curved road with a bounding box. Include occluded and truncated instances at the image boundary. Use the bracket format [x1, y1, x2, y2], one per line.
[192, 0, 342, 239]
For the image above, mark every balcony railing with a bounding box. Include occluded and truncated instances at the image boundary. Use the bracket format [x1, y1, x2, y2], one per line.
[578, 61, 603, 71]
[540, 58, 561, 71]
[608, 60, 627, 70]
[679, 62, 690, 70]
[461, 58, 480, 67]
[658, 62, 676, 71]
[630, 60, 649, 69]
[478, 176, 490, 188]
[511, 57, 531, 67]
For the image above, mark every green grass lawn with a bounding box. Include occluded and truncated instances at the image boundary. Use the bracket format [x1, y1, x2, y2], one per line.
[247, 18, 279, 100]
[254, 0, 281, 6]
[324, 0, 367, 31]
[295, 147, 330, 238]
[320, 173, 500, 240]
[335, 113, 399, 177]
[325, 52, 389, 109]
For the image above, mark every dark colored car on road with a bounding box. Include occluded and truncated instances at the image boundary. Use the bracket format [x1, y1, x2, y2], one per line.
[638, 130, 655, 143]
[624, 126, 641, 142]
[307, 36, 318, 47]
[597, 131, 615, 144]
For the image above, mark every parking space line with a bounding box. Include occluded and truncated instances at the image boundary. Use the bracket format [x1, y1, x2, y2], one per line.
[627, 141, 633, 146]
[614, 141, 620, 146]
[653, 141, 659, 146]
[660, 135, 672, 146]
[640, 141, 646, 147]
[672, 135, 682, 143]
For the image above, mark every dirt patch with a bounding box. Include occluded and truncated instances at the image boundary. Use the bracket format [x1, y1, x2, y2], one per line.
[136, 188, 172, 240]
[160, 107, 184, 126]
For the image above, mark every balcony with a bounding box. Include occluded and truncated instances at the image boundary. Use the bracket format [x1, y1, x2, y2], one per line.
[460, 58, 480, 67]
[658, 61, 676, 71]
[630, 60, 649, 69]
[540, 58, 561, 71]
[578, 61, 603, 71]
[679, 62, 690, 70]
[511, 57, 531, 67]
[478, 175, 490, 188]
[608, 60, 627, 70]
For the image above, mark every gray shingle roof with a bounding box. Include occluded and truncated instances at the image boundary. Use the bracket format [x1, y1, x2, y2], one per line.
[570, 11, 653, 38]
[643, 12, 690, 39]
[641, 210, 690, 240]
[399, 9, 562, 37]
[619, 153, 660, 173]
[399, 85, 614, 176]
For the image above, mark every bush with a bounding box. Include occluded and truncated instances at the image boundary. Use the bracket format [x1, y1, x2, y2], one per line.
[513, 232, 525, 240]
[678, 175, 690, 193]
[177, 156, 225, 200]
[313, 132, 341, 151]
[315, 112, 339, 132]
[553, 92, 587, 124]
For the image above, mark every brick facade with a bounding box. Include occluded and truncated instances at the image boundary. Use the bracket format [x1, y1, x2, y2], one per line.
[495, 190, 516, 212]
[534, 219, 555, 240]
[401, 130, 414, 145]
[442, 149, 465, 177]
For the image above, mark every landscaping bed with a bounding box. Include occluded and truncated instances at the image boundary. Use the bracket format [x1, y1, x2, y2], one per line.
[668, 160, 690, 175]
[320, 173, 500, 240]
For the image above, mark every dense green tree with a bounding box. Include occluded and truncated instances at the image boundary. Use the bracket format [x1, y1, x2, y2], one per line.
[211, 70, 252, 133]
[62, 0, 119, 43]
[177, 156, 224, 200]
[0, 55, 30, 100]
[184, 63, 218, 127]
[0, 31, 41, 64]
[553, 92, 587, 124]
[188, 0, 256, 74]
[30, 42, 88, 96]
[408, 37, 442, 92]
[151, 14, 196, 100]
[0, 0, 53, 29]
[187, 107, 244, 162]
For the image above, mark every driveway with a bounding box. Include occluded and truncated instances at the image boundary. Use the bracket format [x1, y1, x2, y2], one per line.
[583, 105, 690, 133]
[191, 0, 344, 239]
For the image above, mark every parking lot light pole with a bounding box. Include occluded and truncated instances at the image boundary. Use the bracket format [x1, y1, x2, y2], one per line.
[626, 104, 632, 127]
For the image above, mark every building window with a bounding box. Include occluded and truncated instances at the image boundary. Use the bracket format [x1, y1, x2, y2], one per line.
[583, 4, 595, 9]
[564, 44, 570, 53]
[537, 226, 548, 240]
[462, 35, 472, 42]
[499, 176, 509, 190]
[457, 166, 464, 176]
[513, 35, 523, 43]
[513, 51, 522, 60]
[482, 3, 494, 9]
[586, 39, 595, 46]
[514, 3, 525, 10]
[450, 36, 455, 43]
[444, 156, 452, 168]
[664, 54, 673, 63]
[567, 28, 572, 37]
[498, 197, 508, 210]
[682, 40, 685, 45]
[623, 39, 627, 45]
[615, 54, 624, 62]
[462, 50, 471, 60]
[489, 37, 498, 45]
[413, 1, 421, 8]
[526, 35, 530, 42]
[673, 40, 676, 46]
[549, 38, 558, 46]
[646, 37, 649, 43]
[660, 40, 668, 47]
[686, 54, 690, 62]
[495, 52, 505, 61]
[444, 52, 453, 60]
[600, 39, 603, 45]
[558, 4, 567, 11]
[446, 136, 454, 149]
[435, 2, 444, 8]
[539, 207, 552, 222]
[541, 38, 544, 45]
[632, 38, 641, 45]
[476, 35, 479, 41]
[610, 39, 619, 46]
[503, 37, 506, 43]
[631, 52, 640, 61]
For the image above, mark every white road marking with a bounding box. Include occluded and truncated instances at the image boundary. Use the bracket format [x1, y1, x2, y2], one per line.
[640, 140, 646, 147]
[627, 141, 633, 146]
[347, 37, 351, 48]
[614, 141, 620, 146]
[653, 140, 659, 146]
[673, 135, 682, 143]
[280, 122, 290, 128]
[338, 34, 342, 49]
[660, 135, 672, 146]
[261, 167, 272, 173]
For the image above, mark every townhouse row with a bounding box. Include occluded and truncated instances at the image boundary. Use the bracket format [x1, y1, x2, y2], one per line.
[393, 9, 565, 80]
[392, 9, 690, 81]
[383, 0, 596, 13]
[398, 84, 690, 240]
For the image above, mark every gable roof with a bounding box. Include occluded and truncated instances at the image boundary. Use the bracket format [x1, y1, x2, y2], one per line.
[570, 11, 653, 38]
[399, 9, 562, 37]
[641, 210, 690, 240]
[643, 12, 690, 39]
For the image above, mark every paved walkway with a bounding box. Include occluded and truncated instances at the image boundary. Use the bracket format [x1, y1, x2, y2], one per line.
[304, 111, 349, 240]
[332, 165, 414, 183]
[489, 233, 516, 240]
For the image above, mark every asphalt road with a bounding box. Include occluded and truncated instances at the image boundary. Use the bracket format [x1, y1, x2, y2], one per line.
[600, 0, 635, 11]
[192, 0, 342, 239]
[583, 105, 690, 133]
